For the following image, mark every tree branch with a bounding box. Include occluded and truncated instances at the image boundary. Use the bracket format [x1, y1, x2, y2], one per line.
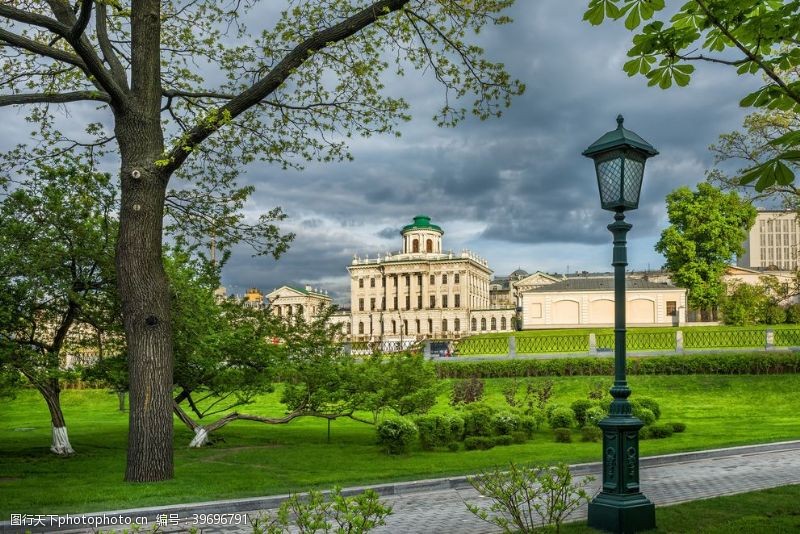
[678, 53, 748, 66]
[161, 0, 411, 175]
[95, 2, 128, 89]
[0, 91, 111, 106]
[68, 0, 93, 41]
[0, 28, 86, 68]
[0, 5, 71, 35]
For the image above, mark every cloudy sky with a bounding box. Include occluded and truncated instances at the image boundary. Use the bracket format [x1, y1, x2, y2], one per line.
[1, 1, 764, 305]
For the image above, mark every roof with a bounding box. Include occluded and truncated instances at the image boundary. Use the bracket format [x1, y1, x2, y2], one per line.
[268, 285, 332, 299]
[582, 115, 658, 158]
[526, 277, 680, 293]
[401, 215, 443, 235]
[510, 268, 529, 278]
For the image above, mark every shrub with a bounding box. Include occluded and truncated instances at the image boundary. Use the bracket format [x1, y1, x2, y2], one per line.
[570, 399, 594, 426]
[548, 407, 576, 429]
[462, 403, 497, 438]
[764, 303, 786, 325]
[635, 407, 656, 427]
[648, 423, 674, 439]
[494, 434, 513, 446]
[518, 413, 542, 437]
[639, 426, 652, 440]
[376, 418, 417, 455]
[447, 441, 460, 452]
[450, 376, 484, 405]
[669, 422, 687, 433]
[464, 436, 496, 450]
[466, 463, 593, 534]
[588, 381, 606, 400]
[580, 425, 602, 443]
[510, 431, 528, 444]
[636, 397, 661, 420]
[553, 428, 572, 443]
[416, 414, 465, 450]
[491, 411, 520, 436]
[585, 406, 606, 426]
[786, 304, 800, 324]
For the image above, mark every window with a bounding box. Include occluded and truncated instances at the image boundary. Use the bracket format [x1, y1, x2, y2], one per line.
[454, 274, 460, 284]
[471, 318, 477, 331]
[501, 317, 507, 330]
[491, 317, 497, 330]
[428, 318, 433, 333]
[370, 298, 376, 311]
[442, 319, 448, 332]
[454, 318, 460, 331]
[430, 274, 435, 285]
[358, 322, 364, 334]
[442, 295, 448, 308]
[416, 319, 421, 333]
[347, 323, 351, 334]
[393, 296, 398, 309]
[454, 294, 460, 307]
[430, 295, 436, 308]
[370, 278, 375, 288]
[442, 274, 448, 284]
[412, 239, 419, 253]
[392, 320, 396, 334]
[406, 275, 411, 286]
[382, 277, 386, 287]
[418, 274, 423, 286]
[358, 278, 364, 288]
[405, 295, 410, 309]
[403, 319, 408, 334]
[666, 301, 677, 316]
[381, 297, 385, 310]
[417, 295, 422, 308]
[359, 298, 364, 312]
[481, 318, 487, 331]
[426, 239, 433, 252]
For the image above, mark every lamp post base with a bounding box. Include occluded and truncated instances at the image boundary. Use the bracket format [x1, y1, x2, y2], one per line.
[587, 492, 655, 533]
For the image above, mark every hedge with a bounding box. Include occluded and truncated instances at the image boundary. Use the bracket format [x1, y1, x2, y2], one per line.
[434, 352, 800, 379]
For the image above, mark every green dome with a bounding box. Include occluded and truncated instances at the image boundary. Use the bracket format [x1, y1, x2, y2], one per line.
[401, 215, 443, 235]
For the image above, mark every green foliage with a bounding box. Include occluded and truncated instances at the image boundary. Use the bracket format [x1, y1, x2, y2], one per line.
[570, 399, 594, 427]
[415, 414, 464, 450]
[462, 402, 497, 438]
[721, 279, 783, 326]
[447, 441, 460, 452]
[639, 426, 652, 440]
[580, 426, 603, 443]
[358, 353, 439, 418]
[553, 428, 572, 443]
[466, 462, 593, 534]
[548, 407, 577, 430]
[464, 436, 496, 451]
[636, 397, 661, 420]
[636, 407, 656, 426]
[669, 422, 687, 433]
[656, 184, 756, 311]
[584, 406, 607, 427]
[491, 412, 521, 436]
[648, 423, 675, 439]
[518, 414, 543, 437]
[510, 431, 528, 444]
[584, 0, 800, 192]
[252, 486, 392, 534]
[493, 434, 513, 447]
[375, 418, 417, 455]
[765, 302, 787, 325]
[450, 376, 485, 405]
[786, 304, 800, 324]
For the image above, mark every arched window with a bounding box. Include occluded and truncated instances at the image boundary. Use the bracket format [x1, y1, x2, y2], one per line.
[481, 318, 487, 331]
[403, 319, 409, 334]
[412, 239, 419, 253]
[426, 239, 433, 252]
[471, 318, 477, 331]
[454, 318, 461, 331]
[501, 317, 507, 330]
[416, 319, 421, 333]
[392, 320, 396, 334]
[358, 322, 364, 334]
[427, 318, 433, 333]
[442, 319, 448, 332]
[491, 317, 497, 330]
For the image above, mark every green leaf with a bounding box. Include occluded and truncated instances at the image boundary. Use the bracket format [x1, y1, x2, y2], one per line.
[625, 7, 641, 30]
[774, 161, 795, 186]
[583, 2, 606, 25]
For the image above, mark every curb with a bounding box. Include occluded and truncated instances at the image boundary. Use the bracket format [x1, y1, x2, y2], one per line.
[4, 439, 799, 533]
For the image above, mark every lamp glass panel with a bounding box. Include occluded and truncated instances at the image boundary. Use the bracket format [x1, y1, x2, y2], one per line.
[622, 154, 645, 204]
[596, 152, 624, 205]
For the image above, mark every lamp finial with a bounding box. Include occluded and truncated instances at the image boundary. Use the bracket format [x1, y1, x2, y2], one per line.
[616, 114, 624, 128]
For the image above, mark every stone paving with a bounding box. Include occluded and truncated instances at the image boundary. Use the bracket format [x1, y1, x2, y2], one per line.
[5, 442, 800, 534]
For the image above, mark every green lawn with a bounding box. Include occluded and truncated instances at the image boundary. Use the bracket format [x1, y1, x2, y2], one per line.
[561, 484, 800, 533]
[1, 374, 799, 519]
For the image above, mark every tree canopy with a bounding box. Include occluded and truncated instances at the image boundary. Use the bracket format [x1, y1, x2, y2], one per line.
[584, 0, 800, 191]
[655, 183, 756, 313]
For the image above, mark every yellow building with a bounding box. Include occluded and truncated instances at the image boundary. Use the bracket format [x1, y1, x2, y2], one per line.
[348, 216, 514, 341]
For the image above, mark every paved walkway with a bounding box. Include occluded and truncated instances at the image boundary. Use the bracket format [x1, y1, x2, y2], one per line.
[4, 440, 800, 533]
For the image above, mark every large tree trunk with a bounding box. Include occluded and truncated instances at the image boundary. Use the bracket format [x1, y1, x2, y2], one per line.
[40, 381, 74, 456]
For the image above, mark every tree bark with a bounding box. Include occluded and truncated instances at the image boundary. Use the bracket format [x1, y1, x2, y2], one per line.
[40, 381, 74, 455]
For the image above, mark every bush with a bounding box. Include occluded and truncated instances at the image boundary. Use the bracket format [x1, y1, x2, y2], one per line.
[518, 414, 542, 437]
[553, 428, 572, 443]
[786, 304, 800, 324]
[548, 407, 576, 429]
[648, 423, 675, 439]
[491, 411, 520, 436]
[580, 425, 602, 443]
[447, 441, 460, 452]
[636, 397, 661, 420]
[462, 403, 497, 438]
[764, 303, 786, 325]
[639, 426, 652, 440]
[669, 422, 687, 433]
[376, 418, 417, 455]
[635, 407, 656, 426]
[464, 436, 496, 450]
[570, 399, 594, 427]
[494, 434, 513, 446]
[415, 414, 465, 450]
[584, 406, 606, 426]
[450, 376, 484, 405]
[510, 431, 528, 444]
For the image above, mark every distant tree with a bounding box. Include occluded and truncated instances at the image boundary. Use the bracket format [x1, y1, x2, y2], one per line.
[584, 1, 800, 192]
[656, 183, 757, 317]
[0, 159, 119, 455]
[721, 276, 786, 326]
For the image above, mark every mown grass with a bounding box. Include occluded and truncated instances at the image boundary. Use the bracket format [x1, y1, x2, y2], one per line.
[1, 374, 799, 519]
[562, 484, 800, 533]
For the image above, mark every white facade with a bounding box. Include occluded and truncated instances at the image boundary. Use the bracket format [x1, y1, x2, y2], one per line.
[266, 285, 332, 323]
[739, 210, 800, 270]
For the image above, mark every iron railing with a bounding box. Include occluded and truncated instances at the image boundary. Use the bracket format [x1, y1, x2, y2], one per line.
[596, 331, 676, 352]
[454, 337, 508, 355]
[683, 329, 765, 349]
[774, 329, 800, 347]
[517, 334, 588, 354]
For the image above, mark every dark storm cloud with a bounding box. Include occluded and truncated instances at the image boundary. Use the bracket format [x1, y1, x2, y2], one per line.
[377, 227, 400, 239]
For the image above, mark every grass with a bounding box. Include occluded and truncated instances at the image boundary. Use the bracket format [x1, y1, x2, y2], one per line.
[561, 484, 800, 533]
[1, 374, 800, 519]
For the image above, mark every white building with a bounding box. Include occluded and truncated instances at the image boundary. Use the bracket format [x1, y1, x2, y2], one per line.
[739, 209, 800, 270]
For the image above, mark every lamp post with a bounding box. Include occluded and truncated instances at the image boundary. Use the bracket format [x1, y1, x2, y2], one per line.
[583, 115, 658, 533]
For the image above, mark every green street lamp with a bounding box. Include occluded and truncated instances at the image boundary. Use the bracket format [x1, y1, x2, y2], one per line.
[583, 115, 658, 533]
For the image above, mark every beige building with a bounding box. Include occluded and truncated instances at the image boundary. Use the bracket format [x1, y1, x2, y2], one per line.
[521, 277, 687, 329]
[739, 209, 800, 270]
[723, 265, 799, 305]
[348, 215, 514, 341]
[267, 285, 332, 323]
[489, 269, 563, 308]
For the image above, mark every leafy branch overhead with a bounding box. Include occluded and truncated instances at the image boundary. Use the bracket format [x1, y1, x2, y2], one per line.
[584, 0, 800, 191]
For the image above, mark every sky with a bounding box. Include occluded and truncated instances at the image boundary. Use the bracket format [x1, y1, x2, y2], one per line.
[0, 1, 765, 305]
